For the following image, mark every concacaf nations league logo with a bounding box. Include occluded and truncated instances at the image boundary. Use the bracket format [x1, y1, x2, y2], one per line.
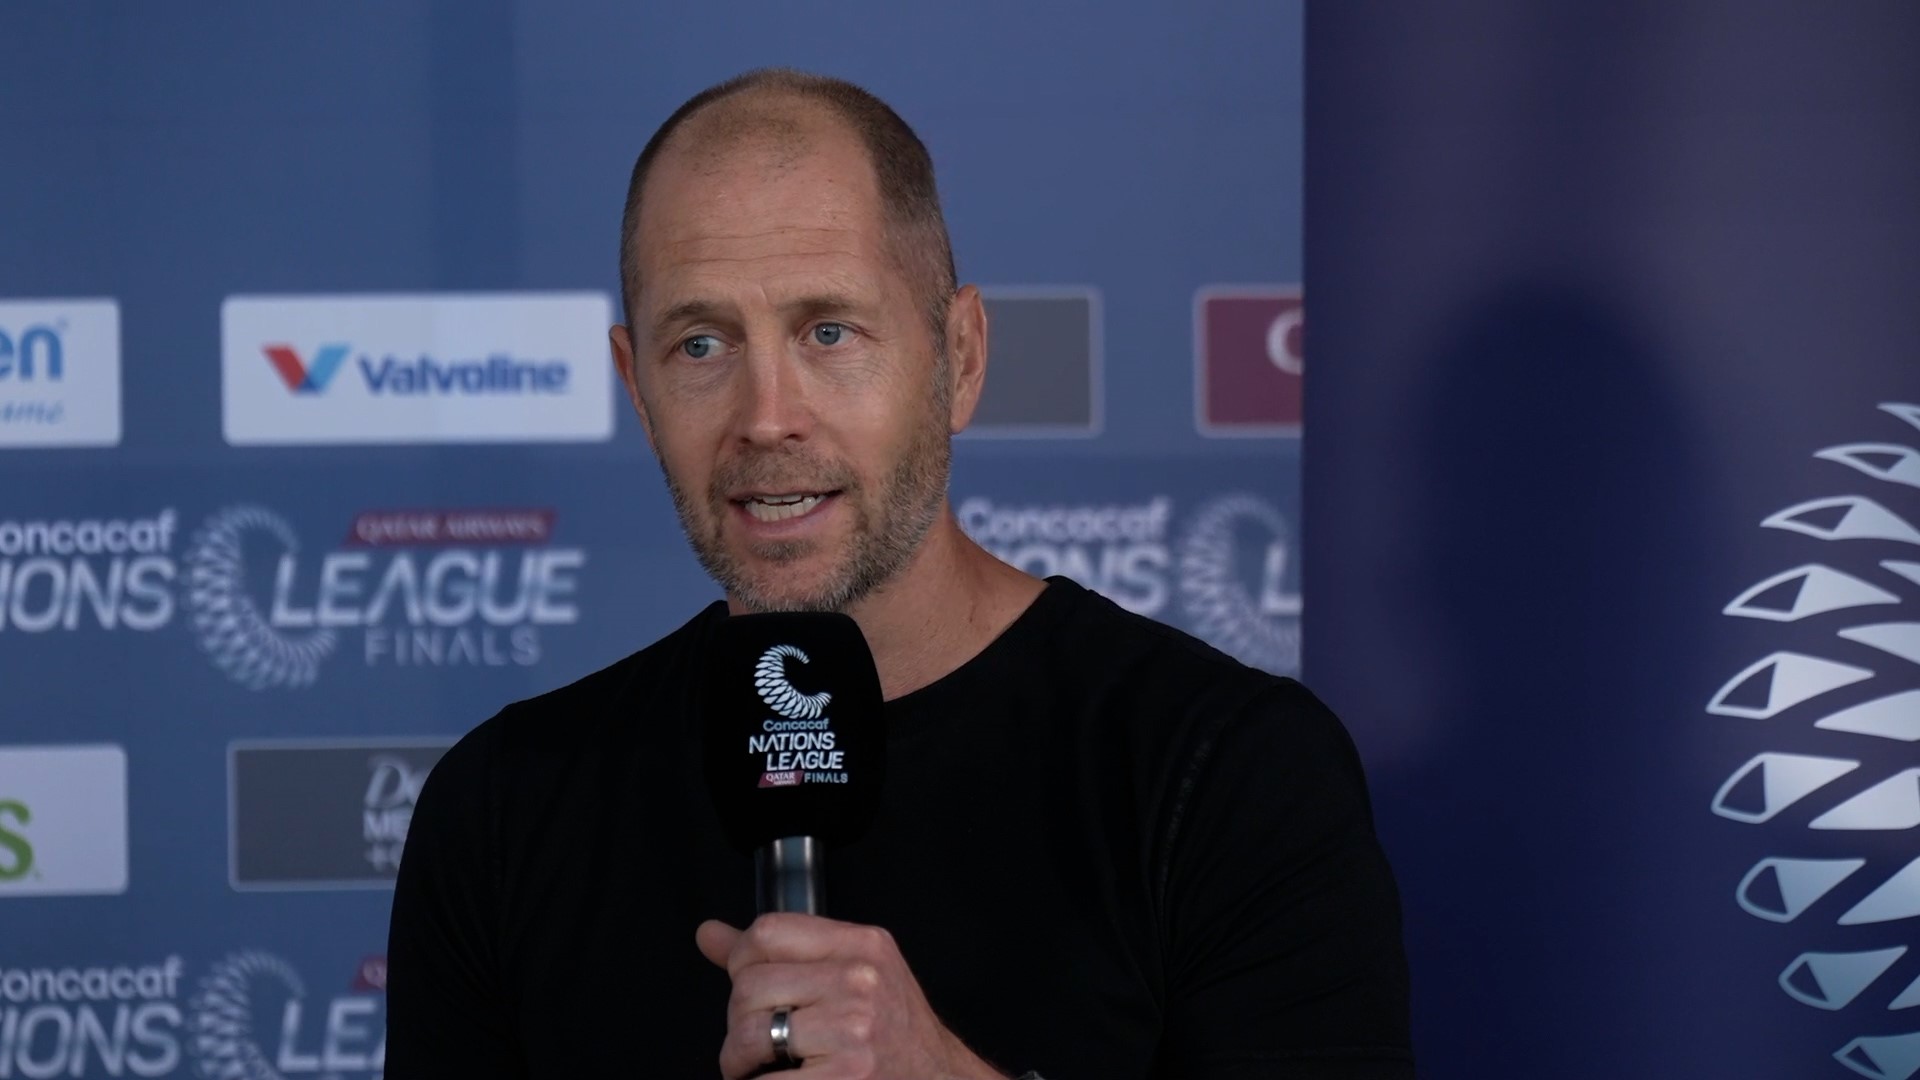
[1176, 494, 1302, 675]
[186, 951, 384, 1079]
[960, 490, 1302, 675]
[184, 507, 336, 690]
[186, 952, 307, 1080]
[756, 645, 830, 721]
[1709, 403, 1920, 1079]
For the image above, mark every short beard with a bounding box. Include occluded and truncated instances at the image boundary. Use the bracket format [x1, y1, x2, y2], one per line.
[659, 358, 953, 613]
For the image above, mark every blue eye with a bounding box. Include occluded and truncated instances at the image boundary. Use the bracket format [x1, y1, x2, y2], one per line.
[810, 323, 847, 346]
[680, 334, 721, 359]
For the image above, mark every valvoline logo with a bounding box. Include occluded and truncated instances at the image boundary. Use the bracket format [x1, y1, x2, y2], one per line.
[263, 344, 349, 394]
[262, 342, 566, 397]
[221, 294, 615, 446]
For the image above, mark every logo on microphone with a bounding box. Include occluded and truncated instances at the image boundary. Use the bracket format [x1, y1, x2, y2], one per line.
[755, 644, 831, 720]
[750, 644, 847, 787]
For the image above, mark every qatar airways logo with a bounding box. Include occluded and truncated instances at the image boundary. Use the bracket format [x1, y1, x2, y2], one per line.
[0, 504, 585, 690]
[960, 491, 1302, 674]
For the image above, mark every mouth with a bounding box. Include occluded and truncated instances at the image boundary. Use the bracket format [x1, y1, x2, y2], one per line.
[734, 491, 840, 523]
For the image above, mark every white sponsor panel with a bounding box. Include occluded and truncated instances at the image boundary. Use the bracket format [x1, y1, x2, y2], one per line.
[0, 745, 128, 897]
[0, 299, 121, 448]
[221, 292, 615, 445]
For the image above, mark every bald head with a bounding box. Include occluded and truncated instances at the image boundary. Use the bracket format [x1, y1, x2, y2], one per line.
[618, 69, 957, 343]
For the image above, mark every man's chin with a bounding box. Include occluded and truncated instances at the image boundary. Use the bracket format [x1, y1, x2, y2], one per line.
[724, 555, 855, 614]
[731, 582, 848, 614]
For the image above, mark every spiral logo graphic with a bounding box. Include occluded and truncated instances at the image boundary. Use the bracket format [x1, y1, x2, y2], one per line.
[1708, 403, 1920, 1079]
[755, 644, 831, 720]
[1176, 494, 1302, 674]
[186, 951, 304, 1080]
[182, 506, 335, 690]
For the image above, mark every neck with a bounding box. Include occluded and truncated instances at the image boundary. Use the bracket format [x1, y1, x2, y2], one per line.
[730, 501, 1043, 700]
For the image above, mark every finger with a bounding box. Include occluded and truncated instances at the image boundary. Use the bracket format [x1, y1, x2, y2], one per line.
[720, 1003, 866, 1079]
[729, 912, 863, 974]
[727, 961, 839, 1025]
[718, 1002, 807, 1079]
[696, 919, 741, 970]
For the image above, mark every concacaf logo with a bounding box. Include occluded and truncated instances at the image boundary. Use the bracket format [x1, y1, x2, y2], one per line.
[185, 951, 306, 1080]
[1709, 403, 1920, 1079]
[756, 645, 831, 721]
[182, 506, 336, 690]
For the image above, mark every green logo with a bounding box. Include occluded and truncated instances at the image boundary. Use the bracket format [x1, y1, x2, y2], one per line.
[0, 800, 33, 881]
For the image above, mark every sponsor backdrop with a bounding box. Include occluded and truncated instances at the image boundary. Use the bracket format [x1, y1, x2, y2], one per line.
[0, 4, 1302, 1076]
[1305, 6, 1920, 1080]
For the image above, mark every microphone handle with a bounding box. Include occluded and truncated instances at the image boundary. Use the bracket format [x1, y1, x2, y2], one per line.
[756, 835, 822, 915]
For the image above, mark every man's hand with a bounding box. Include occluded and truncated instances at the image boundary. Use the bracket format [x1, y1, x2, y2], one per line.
[696, 914, 1007, 1080]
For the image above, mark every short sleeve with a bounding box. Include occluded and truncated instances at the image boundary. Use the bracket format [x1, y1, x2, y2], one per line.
[385, 716, 526, 1079]
[1156, 680, 1414, 1078]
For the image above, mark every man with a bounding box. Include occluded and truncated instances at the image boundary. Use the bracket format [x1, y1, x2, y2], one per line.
[388, 69, 1411, 1079]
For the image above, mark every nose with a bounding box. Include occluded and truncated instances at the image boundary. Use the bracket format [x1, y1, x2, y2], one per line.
[734, 333, 813, 448]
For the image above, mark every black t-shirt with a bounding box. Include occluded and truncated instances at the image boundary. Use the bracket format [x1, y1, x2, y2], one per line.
[386, 577, 1413, 1078]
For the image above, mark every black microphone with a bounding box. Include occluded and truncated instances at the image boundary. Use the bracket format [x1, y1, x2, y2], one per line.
[704, 611, 886, 916]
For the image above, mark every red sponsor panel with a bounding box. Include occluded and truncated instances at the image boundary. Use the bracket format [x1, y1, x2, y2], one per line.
[1196, 288, 1303, 433]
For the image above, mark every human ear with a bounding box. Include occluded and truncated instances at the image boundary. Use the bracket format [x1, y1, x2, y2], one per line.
[943, 286, 988, 433]
[609, 325, 658, 451]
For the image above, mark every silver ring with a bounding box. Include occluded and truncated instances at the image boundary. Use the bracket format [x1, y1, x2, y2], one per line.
[770, 1006, 796, 1066]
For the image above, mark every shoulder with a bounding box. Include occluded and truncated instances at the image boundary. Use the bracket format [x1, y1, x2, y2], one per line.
[1044, 576, 1299, 718]
[1036, 579, 1364, 813]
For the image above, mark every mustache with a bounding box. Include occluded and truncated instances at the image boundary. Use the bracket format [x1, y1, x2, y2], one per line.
[708, 448, 860, 501]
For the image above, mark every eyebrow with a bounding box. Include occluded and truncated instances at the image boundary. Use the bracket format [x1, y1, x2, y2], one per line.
[647, 292, 870, 342]
[649, 300, 730, 341]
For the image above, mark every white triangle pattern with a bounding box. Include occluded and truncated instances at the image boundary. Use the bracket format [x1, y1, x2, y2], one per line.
[1817, 444, 1920, 491]
[1841, 857, 1920, 925]
[1781, 947, 1908, 1010]
[1889, 971, 1920, 1011]
[1812, 770, 1920, 831]
[1739, 857, 1867, 923]
[1816, 691, 1920, 743]
[1885, 403, 1920, 434]
[1837, 1031, 1920, 1080]
[1840, 623, 1920, 666]
[1763, 497, 1920, 546]
[1708, 652, 1876, 719]
[1725, 565, 1901, 622]
[1714, 754, 1860, 824]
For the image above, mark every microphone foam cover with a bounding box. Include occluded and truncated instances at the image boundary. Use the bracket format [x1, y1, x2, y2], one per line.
[703, 611, 886, 852]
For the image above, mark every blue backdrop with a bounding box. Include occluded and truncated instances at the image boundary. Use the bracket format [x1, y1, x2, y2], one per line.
[0, 4, 1304, 1077]
[1306, 5, 1920, 1079]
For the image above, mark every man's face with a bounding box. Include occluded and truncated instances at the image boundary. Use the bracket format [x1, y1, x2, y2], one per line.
[619, 114, 952, 613]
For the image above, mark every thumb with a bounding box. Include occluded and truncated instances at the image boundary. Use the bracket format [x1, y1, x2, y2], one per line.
[695, 919, 741, 969]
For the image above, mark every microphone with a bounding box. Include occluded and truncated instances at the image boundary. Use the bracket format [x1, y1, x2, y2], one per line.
[704, 611, 886, 916]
